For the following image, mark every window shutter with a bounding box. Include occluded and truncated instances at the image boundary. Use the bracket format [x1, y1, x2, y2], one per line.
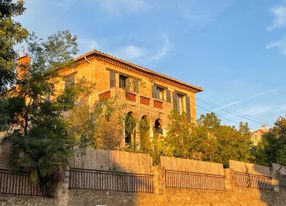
[152, 85, 157, 98]
[173, 91, 178, 112]
[126, 78, 131, 92]
[133, 78, 139, 93]
[109, 71, 116, 88]
[166, 89, 171, 102]
[186, 96, 191, 122]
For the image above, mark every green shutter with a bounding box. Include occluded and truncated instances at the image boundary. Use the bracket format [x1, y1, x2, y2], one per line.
[126, 78, 131, 92]
[166, 89, 171, 102]
[173, 91, 178, 112]
[109, 71, 116, 88]
[152, 85, 157, 98]
[186, 96, 191, 122]
[133, 79, 139, 93]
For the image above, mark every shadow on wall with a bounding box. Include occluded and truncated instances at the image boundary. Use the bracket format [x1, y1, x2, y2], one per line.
[67, 149, 154, 206]
[1, 145, 286, 206]
[230, 160, 286, 206]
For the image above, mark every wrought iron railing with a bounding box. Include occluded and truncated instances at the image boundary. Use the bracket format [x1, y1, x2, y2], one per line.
[233, 171, 273, 190]
[0, 169, 47, 196]
[69, 168, 154, 193]
[278, 174, 286, 188]
[165, 170, 225, 191]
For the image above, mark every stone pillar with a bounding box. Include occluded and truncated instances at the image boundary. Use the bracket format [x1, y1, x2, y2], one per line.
[272, 163, 281, 192]
[56, 168, 70, 206]
[152, 166, 166, 195]
[224, 168, 233, 190]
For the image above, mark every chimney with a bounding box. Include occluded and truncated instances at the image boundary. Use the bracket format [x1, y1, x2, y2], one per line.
[16, 55, 31, 81]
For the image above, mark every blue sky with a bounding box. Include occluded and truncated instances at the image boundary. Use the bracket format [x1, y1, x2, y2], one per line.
[18, 0, 286, 130]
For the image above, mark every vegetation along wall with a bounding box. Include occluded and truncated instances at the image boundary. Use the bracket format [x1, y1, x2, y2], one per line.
[1, 149, 286, 206]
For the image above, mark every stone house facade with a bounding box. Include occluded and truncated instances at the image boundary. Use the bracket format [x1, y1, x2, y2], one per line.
[56, 50, 203, 147]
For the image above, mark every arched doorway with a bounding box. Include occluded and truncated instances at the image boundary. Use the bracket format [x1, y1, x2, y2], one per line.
[154, 118, 163, 135]
[139, 115, 150, 152]
[125, 112, 136, 147]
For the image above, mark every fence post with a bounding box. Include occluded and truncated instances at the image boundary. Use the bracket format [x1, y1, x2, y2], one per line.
[152, 166, 165, 195]
[224, 168, 233, 190]
[272, 163, 280, 192]
[55, 167, 70, 206]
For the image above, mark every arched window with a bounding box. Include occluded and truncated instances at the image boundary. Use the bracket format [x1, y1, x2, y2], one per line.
[125, 112, 136, 146]
[139, 116, 150, 151]
[154, 118, 163, 134]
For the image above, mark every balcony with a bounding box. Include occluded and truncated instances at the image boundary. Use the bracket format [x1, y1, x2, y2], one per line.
[98, 90, 111, 101]
[98, 88, 172, 111]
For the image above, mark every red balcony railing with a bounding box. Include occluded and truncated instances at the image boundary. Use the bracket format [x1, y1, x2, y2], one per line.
[99, 91, 111, 101]
[126, 92, 136, 102]
[140, 96, 150, 106]
[153, 100, 163, 109]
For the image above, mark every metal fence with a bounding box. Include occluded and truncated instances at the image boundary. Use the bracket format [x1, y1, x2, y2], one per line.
[165, 170, 225, 191]
[278, 174, 286, 188]
[233, 171, 273, 190]
[69, 168, 154, 193]
[0, 169, 47, 196]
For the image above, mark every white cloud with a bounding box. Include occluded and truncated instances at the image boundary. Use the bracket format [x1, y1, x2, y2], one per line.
[267, 5, 286, 31]
[266, 37, 286, 55]
[237, 105, 275, 117]
[78, 38, 100, 53]
[115, 34, 171, 62]
[117, 45, 147, 60]
[214, 84, 286, 111]
[149, 34, 171, 60]
[176, 0, 234, 28]
[50, 0, 78, 9]
[93, 0, 151, 15]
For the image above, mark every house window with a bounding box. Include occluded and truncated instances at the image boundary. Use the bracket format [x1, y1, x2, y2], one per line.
[177, 94, 185, 114]
[156, 86, 165, 101]
[119, 75, 128, 89]
[64, 74, 75, 90]
[153, 85, 166, 101]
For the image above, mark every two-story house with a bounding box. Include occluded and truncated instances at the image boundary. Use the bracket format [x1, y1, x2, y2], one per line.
[22, 49, 203, 148]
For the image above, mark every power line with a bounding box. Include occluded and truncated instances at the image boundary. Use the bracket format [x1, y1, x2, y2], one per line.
[196, 104, 240, 125]
[197, 97, 264, 125]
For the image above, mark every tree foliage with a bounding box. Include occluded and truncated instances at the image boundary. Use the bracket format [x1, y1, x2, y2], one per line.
[66, 98, 125, 150]
[0, 0, 28, 93]
[255, 116, 286, 166]
[1, 30, 81, 196]
[164, 111, 253, 167]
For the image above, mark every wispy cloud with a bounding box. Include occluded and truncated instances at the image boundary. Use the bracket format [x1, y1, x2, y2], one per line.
[117, 45, 147, 60]
[93, 0, 152, 15]
[115, 34, 171, 61]
[267, 5, 286, 31]
[214, 85, 286, 111]
[50, 0, 78, 9]
[266, 37, 286, 55]
[176, 0, 234, 28]
[149, 34, 171, 60]
[237, 105, 276, 117]
[78, 38, 100, 53]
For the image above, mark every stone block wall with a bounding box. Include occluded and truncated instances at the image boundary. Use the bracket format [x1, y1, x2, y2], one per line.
[1, 151, 286, 206]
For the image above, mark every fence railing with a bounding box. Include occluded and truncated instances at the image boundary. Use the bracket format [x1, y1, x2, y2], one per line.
[69, 168, 154, 193]
[278, 174, 286, 188]
[165, 170, 225, 191]
[0, 169, 47, 196]
[233, 171, 273, 190]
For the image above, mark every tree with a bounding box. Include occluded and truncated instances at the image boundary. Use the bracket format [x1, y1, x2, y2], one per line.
[0, 0, 28, 93]
[164, 112, 253, 167]
[255, 116, 286, 166]
[198, 112, 220, 130]
[66, 98, 125, 150]
[213, 124, 253, 167]
[1, 30, 81, 196]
